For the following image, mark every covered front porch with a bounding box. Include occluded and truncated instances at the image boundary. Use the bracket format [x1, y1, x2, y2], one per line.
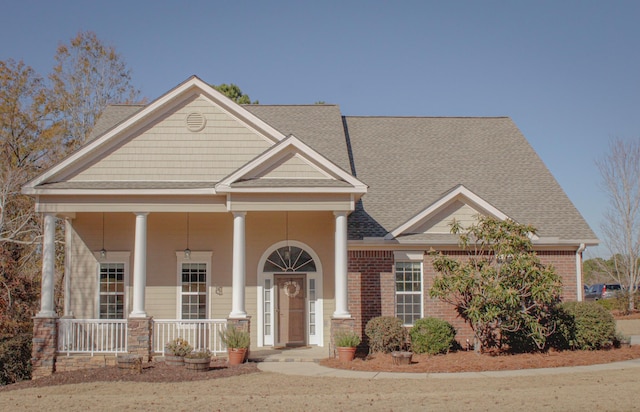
[31, 209, 355, 378]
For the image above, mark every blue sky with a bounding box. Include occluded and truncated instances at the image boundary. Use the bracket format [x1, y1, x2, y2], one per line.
[2, 0, 639, 257]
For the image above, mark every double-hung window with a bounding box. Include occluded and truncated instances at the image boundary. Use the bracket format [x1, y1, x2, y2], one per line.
[95, 252, 130, 319]
[176, 252, 212, 320]
[394, 253, 423, 326]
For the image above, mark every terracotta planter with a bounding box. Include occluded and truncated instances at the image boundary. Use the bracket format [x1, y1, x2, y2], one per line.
[165, 354, 185, 367]
[227, 348, 247, 365]
[185, 356, 211, 371]
[391, 351, 413, 365]
[337, 346, 356, 362]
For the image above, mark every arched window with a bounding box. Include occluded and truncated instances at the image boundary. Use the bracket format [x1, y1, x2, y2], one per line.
[263, 246, 316, 272]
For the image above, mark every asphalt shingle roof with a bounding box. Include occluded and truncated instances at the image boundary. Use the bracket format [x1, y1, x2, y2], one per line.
[87, 103, 596, 243]
[342, 116, 596, 241]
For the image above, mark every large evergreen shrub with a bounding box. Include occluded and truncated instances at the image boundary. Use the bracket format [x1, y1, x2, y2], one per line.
[0, 333, 32, 385]
[554, 301, 616, 350]
[409, 317, 456, 355]
[365, 316, 406, 353]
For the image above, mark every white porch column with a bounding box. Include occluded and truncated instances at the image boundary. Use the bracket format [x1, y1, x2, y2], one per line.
[333, 211, 351, 318]
[230, 212, 247, 318]
[130, 212, 149, 318]
[37, 213, 57, 318]
[63, 217, 73, 317]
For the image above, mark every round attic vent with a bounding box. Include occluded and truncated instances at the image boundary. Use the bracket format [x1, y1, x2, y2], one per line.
[186, 112, 206, 132]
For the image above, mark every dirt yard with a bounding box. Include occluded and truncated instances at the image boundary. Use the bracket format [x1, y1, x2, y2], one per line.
[2, 348, 640, 411]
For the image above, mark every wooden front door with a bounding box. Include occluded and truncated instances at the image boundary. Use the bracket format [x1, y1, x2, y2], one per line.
[275, 274, 306, 347]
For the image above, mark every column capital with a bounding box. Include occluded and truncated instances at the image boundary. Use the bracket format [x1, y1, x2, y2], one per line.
[134, 212, 149, 217]
[233, 211, 247, 218]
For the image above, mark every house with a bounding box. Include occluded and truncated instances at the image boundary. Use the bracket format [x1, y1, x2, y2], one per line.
[23, 76, 597, 377]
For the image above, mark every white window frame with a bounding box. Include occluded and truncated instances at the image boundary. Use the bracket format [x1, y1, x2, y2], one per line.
[94, 251, 130, 319]
[175, 251, 212, 320]
[393, 251, 424, 326]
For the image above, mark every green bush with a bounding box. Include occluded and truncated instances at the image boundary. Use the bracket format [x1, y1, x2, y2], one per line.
[365, 316, 407, 353]
[409, 317, 456, 355]
[0, 333, 32, 385]
[554, 301, 616, 350]
[334, 330, 361, 347]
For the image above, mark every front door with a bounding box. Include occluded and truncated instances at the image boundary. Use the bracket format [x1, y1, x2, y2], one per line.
[275, 274, 306, 347]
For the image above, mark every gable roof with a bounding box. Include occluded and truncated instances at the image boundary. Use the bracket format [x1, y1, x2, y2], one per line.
[23, 76, 289, 192]
[24, 77, 597, 245]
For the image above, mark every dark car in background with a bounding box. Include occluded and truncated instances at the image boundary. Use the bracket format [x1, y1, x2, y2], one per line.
[584, 283, 622, 301]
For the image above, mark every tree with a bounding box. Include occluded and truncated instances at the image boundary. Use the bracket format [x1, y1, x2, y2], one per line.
[596, 139, 640, 311]
[429, 216, 562, 352]
[0, 59, 60, 335]
[212, 83, 258, 104]
[49, 31, 141, 150]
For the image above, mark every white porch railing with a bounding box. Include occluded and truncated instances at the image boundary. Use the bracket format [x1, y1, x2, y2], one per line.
[153, 319, 227, 355]
[57, 319, 128, 355]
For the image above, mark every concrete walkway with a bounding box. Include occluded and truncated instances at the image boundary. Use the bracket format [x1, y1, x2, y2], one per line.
[252, 339, 640, 379]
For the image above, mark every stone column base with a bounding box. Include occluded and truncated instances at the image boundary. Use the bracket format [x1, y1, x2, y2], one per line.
[127, 317, 152, 362]
[32, 317, 58, 379]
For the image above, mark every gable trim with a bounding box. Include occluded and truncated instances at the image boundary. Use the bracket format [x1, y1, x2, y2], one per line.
[385, 185, 509, 240]
[215, 134, 367, 194]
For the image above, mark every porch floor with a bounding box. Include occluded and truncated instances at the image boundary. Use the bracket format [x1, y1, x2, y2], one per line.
[249, 345, 330, 363]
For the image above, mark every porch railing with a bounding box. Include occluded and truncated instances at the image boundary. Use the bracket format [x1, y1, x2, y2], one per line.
[57, 319, 128, 355]
[153, 319, 228, 355]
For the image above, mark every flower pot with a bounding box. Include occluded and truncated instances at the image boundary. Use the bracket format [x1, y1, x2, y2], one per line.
[165, 354, 185, 367]
[391, 351, 413, 366]
[337, 346, 357, 362]
[185, 356, 211, 372]
[227, 348, 247, 365]
[117, 354, 142, 373]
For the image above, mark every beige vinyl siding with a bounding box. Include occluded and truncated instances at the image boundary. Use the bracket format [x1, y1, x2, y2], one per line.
[145, 287, 177, 319]
[258, 155, 329, 180]
[414, 200, 481, 234]
[69, 213, 135, 318]
[69, 95, 271, 182]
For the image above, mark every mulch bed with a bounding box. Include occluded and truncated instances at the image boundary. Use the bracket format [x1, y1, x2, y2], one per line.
[320, 345, 640, 373]
[0, 358, 259, 392]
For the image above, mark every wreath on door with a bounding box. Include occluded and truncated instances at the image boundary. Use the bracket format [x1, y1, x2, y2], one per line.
[283, 280, 301, 298]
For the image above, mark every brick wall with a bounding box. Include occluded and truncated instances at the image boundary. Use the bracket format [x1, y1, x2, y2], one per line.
[31, 317, 58, 379]
[347, 250, 394, 338]
[347, 249, 580, 348]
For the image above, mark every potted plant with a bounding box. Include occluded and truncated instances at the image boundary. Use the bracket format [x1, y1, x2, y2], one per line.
[221, 326, 250, 365]
[184, 350, 212, 371]
[334, 330, 361, 362]
[165, 337, 192, 367]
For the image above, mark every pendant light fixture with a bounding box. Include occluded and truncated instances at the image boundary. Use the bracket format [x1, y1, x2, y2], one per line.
[184, 212, 191, 259]
[100, 213, 107, 259]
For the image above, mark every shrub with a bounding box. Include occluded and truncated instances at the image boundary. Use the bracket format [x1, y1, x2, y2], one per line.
[165, 337, 192, 356]
[334, 330, 361, 347]
[365, 316, 407, 353]
[0, 333, 32, 385]
[554, 301, 616, 350]
[221, 326, 250, 349]
[409, 317, 456, 355]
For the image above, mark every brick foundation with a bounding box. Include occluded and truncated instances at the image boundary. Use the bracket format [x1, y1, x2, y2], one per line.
[31, 317, 58, 379]
[55, 354, 118, 372]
